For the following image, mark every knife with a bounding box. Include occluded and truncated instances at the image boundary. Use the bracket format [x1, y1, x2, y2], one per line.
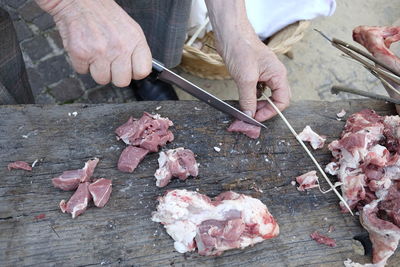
[152, 59, 266, 129]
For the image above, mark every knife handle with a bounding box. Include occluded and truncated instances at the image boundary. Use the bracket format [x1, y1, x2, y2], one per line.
[257, 82, 267, 99]
[152, 59, 165, 73]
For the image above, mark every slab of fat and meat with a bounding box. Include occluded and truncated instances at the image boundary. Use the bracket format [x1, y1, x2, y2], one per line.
[154, 148, 199, 187]
[152, 189, 279, 256]
[326, 109, 400, 266]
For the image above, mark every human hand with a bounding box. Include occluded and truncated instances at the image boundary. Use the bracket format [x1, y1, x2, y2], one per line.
[220, 36, 291, 122]
[35, 0, 152, 87]
[205, 0, 290, 122]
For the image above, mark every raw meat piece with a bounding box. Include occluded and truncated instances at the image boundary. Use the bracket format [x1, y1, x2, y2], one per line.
[310, 231, 336, 247]
[52, 158, 99, 191]
[152, 189, 279, 256]
[115, 112, 174, 152]
[154, 148, 199, 187]
[88, 178, 112, 208]
[117, 146, 149, 173]
[7, 161, 32, 171]
[296, 171, 319, 191]
[59, 182, 92, 219]
[298, 125, 326, 149]
[227, 120, 261, 139]
[337, 109, 346, 118]
[325, 162, 339, 175]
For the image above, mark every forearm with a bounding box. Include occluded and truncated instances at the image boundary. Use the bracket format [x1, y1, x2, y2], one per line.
[204, 0, 258, 49]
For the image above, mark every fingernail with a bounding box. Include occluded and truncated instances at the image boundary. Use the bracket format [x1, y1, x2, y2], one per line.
[244, 110, 253, 118]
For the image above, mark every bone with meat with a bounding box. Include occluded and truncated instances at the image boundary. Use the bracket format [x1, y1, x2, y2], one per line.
[327, 109, 400, 265]
[353, 26, 400, 114]
[52, 158, 99, 191]
[151, 189, 279, 256]
[154, 148, 199, 187]
[298, 125, 326, 149]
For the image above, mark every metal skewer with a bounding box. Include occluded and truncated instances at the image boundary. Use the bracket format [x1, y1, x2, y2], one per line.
[262, 93, 354, 215]
[314, 29, 400, 78]
[331, 85, 400, 104]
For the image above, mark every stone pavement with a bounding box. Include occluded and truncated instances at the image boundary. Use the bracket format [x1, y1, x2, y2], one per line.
[1, 0, 400, 105]
[1, 0, 135, 104]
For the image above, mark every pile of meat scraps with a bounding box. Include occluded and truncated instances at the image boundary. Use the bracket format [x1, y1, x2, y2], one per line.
[52, 158, 112, 218]
[115, 112, 174, 173]
[154, 147, 199, 187]
[327, 109, 400, 266]
[152, 189, 279, 256]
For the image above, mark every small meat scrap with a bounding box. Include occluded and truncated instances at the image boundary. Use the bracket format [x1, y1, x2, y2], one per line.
[60, 182, 92, 219]
[88, 178, 112, 208]
[52, 158, 99, 191]
[296, 171, 319, 191]
[227, 120, 261, 139]
[115, 112, 174, 152]
[7, 161, 32, 171]
[117, 146, 149, 173]
[152, 189, 279, 256]
[310, 231, 336, 247]
[34, 213, 46, 220]
[298, 125, 326, 149]
[337, 109, 346, 118]
[154, 148, 199, 187]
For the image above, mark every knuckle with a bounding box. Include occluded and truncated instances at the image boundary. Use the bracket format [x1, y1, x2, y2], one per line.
[93, 41, 107, 55]
[133, 68, 151, 80]
[69, 45, 89, 62]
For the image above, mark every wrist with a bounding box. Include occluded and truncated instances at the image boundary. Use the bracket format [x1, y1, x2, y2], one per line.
[35, 0, 70, 14]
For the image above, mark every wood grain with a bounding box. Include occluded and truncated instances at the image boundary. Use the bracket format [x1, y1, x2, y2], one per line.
[0, 100, 399, 266]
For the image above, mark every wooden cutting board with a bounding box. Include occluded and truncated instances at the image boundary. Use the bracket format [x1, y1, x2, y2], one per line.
[0, 100, 399, 266]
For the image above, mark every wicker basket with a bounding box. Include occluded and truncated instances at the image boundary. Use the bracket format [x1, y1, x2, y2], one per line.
[180, 20, 310, 80]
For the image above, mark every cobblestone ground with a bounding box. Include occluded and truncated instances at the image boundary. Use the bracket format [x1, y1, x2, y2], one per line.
[1, 0, 135, 104]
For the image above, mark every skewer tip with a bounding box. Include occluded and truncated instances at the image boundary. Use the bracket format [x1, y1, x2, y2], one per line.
[314, 28, 332, 42]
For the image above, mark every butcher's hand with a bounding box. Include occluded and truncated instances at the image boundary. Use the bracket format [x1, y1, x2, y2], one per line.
[35, 0, 152, 87]
[205, 0, 291, 122]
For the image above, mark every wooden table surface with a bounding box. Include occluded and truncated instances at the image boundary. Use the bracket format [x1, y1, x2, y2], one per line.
[0, 100, 399, 267]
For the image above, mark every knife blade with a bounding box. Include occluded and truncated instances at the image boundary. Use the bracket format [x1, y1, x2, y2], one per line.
[152, 59, 266, 129]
